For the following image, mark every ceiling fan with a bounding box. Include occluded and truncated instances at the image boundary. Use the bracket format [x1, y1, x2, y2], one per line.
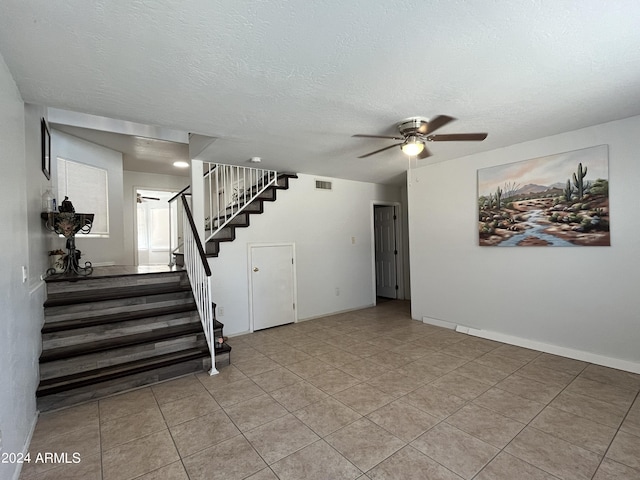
[353, 115, 488, 159]
[136, 193, 160, 203]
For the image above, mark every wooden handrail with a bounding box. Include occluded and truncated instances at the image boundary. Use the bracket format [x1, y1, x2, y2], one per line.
[168, 185, 191, 204]
[203, 163, 219, 179]
[180, 194, 211, 276]
[167, 164, 218, 203]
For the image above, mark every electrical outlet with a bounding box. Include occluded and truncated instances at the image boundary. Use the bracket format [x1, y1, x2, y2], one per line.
[22, 266, 28, 283]
[218, 306, 224, 316]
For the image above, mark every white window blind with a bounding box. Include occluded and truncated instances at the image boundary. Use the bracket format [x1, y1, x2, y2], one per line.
[57, 158, 109, 236]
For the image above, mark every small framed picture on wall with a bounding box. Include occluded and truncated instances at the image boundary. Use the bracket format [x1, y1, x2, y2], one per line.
[41, 118, 51, 180]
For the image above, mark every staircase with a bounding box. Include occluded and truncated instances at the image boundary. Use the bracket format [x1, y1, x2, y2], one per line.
[205, 172, 297, 257]
[38, 269, 230, 411]
[173, 172, 297, 264]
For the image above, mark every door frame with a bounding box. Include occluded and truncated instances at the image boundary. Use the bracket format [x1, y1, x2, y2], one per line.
[370, 201, 405, 304]
[248, 242, 298, 333]
[133, 186, 179, 266]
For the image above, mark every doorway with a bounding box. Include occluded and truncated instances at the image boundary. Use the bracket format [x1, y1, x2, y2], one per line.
[374, 204, 400, 299]
[249, 243, 297, 331]
[136, 189, 177, 266]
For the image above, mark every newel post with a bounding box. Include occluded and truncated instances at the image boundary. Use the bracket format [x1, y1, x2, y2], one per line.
[190, 159, 206, 242]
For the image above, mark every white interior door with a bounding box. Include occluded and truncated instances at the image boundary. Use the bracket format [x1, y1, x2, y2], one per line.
[374, 205, 398, 298]
[250, 244, 296, 331]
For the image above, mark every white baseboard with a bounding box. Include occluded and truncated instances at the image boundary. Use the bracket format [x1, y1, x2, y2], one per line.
[28, 279, 45, 296]
[457, 325, 640, 375]
[422, 316, 458, 330]
[228, 305, 377, 336]
[12, 412, 39, 480]
[299, 304, 375, 322]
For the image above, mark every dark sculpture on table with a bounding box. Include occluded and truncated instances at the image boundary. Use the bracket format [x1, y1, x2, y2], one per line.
[59, 196, 75, 213]
[41, 197, 94, 276]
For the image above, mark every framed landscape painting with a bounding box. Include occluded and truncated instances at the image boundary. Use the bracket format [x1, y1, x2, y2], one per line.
[478, 145, 610, 247]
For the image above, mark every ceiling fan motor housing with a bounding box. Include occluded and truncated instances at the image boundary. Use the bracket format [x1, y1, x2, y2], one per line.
[397, 117, 430, 137]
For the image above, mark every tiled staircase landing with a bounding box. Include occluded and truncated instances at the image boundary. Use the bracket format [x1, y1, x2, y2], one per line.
[38, 267, 230, 411]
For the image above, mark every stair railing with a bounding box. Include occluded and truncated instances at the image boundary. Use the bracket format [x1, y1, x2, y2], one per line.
[180, 194, 218, 375]
[168, 185, 191, 267]
[203, 163, 277, 244]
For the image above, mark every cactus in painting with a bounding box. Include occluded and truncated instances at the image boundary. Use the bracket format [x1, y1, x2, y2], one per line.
[486, 193, 494, 208]
[564, 179, 572, 202]
[495, 186, 503, 209]
[572, 163, 588, 199]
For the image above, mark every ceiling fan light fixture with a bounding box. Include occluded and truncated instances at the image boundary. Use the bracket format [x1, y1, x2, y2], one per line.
[401, 136, 424, 156]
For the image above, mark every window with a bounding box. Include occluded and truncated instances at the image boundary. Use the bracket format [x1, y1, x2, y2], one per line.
[57, 158, 109, 236]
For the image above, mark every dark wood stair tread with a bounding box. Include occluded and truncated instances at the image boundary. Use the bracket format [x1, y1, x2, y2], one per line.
[44, 283, 192, 307]
[214, 342, 232, 354]
[44, 270, 185, 283]
[40, 322, 205, 362]
[42, 303, 197, 334]
[37, 347, 211, 397]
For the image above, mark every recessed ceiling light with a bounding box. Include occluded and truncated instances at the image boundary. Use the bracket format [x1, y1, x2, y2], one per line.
[249, 157, 262, 163]
[173, 161, 189, 168]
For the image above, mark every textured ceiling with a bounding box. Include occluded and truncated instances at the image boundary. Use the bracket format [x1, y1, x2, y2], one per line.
[2, 1, 640, 184]
[53, 124, 190, 177]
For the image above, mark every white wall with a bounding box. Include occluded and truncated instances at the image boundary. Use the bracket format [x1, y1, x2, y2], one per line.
[51, 130, 125, 265]
[408, 115, 640, 372]
[0, 54, 43, 480]
[123, 170, 188, 265]
[209, 174, 402, 335]
[25, 103, 52, 283]
[399, 181, 411, 299]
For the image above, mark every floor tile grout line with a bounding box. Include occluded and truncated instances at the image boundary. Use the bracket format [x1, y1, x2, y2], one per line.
[588, 389, 640, 479]
[348, 328, 593, 479]
[98, 401, 104, 480]
[152, 382, 197, 479]
[478, 361, 624, 480]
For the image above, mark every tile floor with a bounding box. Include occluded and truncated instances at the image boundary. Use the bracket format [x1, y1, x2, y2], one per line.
[20, 300, 640, 480]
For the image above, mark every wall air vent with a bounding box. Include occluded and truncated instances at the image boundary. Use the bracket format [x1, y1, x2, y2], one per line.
[315, 180, 332, 190]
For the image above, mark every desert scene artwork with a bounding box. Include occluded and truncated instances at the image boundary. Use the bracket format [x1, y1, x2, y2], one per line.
[478, 145, 610, 247]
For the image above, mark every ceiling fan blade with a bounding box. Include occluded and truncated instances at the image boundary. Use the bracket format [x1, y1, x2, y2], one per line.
[419, 115, 456, 135]
[352, 134, 404, 140]
[358, 142, 403, 158]
[142, 196, 161, 201]
[429, 133, 488, 142]
[416, 145, 432, 159]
